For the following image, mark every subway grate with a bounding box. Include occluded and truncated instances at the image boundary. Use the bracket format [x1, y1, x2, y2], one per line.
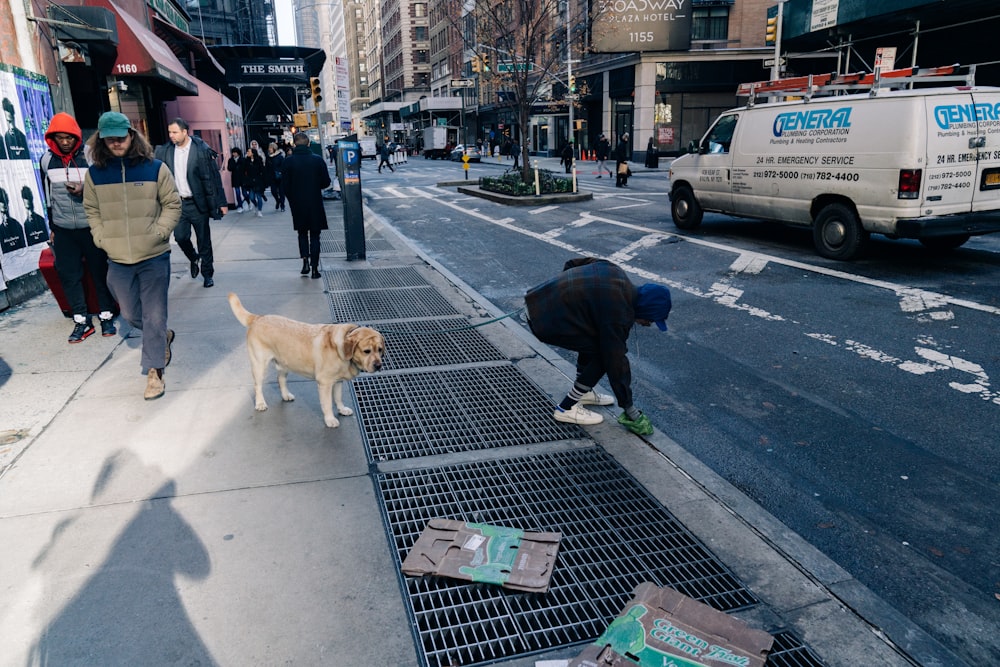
[354, 365, 587, 461]
[375, 447, 758, 667]
[325, 266, 429, 291]
[319, 237, 395, 254]
[765, 631, 828, 667]
[379, 318, 508, 370]
[327, 285, 459, 322]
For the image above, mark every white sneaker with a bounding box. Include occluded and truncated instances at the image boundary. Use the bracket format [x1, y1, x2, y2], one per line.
[256, 210, 262, 217]
[579, 390, 614, 406]
[553, 404, 603, 425]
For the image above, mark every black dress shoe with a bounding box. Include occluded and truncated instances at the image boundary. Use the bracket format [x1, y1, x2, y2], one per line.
[203, 277, 214, 288]
[311, 268, 321, 279]
[190, 259, 199, 279]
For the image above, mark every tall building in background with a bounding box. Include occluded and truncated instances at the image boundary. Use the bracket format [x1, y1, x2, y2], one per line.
[187, 0, 277, 45]
[344, 0, 371, 130]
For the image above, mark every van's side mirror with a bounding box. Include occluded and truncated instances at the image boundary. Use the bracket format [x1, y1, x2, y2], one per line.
[687, 140, 699, 155]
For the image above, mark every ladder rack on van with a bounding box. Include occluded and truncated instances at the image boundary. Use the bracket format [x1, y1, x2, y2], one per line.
[737, 64, 976, 106]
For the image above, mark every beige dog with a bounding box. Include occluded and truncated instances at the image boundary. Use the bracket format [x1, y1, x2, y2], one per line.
[228, 293, 385, 428]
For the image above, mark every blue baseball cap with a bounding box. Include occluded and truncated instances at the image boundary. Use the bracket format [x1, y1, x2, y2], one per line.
[635, 283, 672, 331]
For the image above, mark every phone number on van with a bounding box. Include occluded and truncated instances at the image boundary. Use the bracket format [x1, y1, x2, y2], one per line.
[753, 170, 859, 182]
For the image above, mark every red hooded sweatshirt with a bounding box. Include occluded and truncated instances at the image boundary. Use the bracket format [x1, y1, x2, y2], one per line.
[44, 112, 84, 165]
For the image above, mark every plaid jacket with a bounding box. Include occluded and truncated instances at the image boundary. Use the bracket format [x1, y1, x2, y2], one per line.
[525, 258, 638, 407]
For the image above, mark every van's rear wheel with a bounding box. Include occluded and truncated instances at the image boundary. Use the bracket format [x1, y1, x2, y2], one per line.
[813, 203, 868, 260]
[671, 185, 703, 230]
[920, 234, 970, 251]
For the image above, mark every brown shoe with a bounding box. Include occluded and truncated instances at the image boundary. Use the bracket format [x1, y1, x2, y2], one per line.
[164, 329, 175, 367]
[144, 368, 165, 400]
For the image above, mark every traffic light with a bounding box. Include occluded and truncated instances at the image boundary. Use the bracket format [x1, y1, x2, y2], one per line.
[765, 13, 778, 46]
[569, 75, 576, 92]
[481, 54, 490, 72]
[472, 56, 481, 73]
[310, 77, 322, 106]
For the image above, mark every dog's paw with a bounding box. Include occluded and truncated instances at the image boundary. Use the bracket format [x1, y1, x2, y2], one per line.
[255, 401, 268, 412]
[324, 415, 341, 428]
[281, 391, 295, 402]
[337, 406, 354, 416]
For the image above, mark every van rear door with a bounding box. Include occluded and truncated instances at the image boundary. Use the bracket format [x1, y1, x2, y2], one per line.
[970, 92, 1000, 211]
[924, 93, 982, 214]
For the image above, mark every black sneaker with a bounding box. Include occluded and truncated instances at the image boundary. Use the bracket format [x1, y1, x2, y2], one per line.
[99, 317, 117, 337]
[68, 318, 95, 344]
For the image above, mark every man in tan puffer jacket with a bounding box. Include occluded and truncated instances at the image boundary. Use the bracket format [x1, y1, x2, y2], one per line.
[83, 112, 180, 400]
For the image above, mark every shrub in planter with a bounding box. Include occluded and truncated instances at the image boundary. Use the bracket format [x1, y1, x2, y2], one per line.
[480, 169, 574, 196]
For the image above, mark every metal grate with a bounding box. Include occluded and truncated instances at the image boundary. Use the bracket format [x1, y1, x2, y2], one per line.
[320, 237, 395, 254]
[765, 631, 828, 667]
[379, 317, 508, 370]
[328, 286, 459, 322]
[355, 365, 587, 461]
[325, 266, 429, 291]
[375, 447, 757, 667]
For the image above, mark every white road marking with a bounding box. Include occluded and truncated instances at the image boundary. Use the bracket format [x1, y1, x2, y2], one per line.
[530, 206, 559, 215]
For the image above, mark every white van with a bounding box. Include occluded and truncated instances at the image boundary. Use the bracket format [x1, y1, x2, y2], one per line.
[668, 66, 1000, 259]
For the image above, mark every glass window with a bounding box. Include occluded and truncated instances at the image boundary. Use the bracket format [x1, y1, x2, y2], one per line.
[692, 7, 729, 42]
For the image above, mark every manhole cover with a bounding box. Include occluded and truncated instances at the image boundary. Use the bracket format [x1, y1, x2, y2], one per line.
[328, 285, 459, 322]
[375, 447, 757, 667]
[379, 318, 507, 370]
[354, 364, 587, 461]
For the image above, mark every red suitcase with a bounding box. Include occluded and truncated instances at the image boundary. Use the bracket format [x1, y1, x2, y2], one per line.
[38, 246, 117, 318]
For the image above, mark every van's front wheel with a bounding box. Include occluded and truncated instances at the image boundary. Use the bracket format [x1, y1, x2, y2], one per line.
[671, 185, 703, 230]
[813, 203, 868, 260]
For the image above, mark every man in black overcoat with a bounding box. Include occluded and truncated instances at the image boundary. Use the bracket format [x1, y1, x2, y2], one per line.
[281, 132, 331, 278]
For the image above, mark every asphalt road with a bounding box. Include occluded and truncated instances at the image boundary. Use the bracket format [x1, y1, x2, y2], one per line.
[359, 158, 1000, 665]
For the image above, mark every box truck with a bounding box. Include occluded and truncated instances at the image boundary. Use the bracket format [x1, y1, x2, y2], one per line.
[422, 126, 459, 159]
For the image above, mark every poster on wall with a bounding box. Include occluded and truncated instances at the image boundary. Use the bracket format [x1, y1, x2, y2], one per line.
[0, 63, 53, 287]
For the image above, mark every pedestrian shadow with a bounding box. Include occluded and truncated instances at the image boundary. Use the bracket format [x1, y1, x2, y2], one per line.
[28, 451, 215, 666]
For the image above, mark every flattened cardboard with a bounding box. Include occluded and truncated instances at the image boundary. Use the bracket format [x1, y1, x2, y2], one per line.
[570, 582, 773, 667]
[401, 519, 561, 593]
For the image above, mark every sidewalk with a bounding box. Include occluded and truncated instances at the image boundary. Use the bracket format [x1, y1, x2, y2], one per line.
[0, 188, 957, 666]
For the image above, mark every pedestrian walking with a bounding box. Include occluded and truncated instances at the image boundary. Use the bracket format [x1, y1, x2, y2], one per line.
[378, 138, 395, 173]
[41, 112, 118, 342]
[595, 134, 612, 178]
[614, 132, 631, 187]
[645, 136, 658, 168]
[83, 112, 181, 400]
[155, 117, 226, 288]
[241, 148, 266, 217]
[326, 144, 336, 165]
[281, 132, 331, 279]
[561, 140, 574, 174]
[511, 139, 520, 169]
[267, 142, 286, 211]
[524, 257, 671, 434]
[227, 147, 246, 212]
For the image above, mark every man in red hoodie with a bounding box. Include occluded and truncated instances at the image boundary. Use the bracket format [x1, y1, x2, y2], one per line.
[41, 112, 117, 342]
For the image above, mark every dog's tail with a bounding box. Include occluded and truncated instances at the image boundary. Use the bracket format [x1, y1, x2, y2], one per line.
[227, 292, 257, 328]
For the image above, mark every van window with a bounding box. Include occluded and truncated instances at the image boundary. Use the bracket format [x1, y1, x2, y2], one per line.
[706, 114, 738, 153]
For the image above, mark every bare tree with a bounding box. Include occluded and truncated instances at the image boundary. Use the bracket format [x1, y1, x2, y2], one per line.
[453, 0, 594, 180]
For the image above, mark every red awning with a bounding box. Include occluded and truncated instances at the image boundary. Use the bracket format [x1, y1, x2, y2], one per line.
[93, 0, 199, 96]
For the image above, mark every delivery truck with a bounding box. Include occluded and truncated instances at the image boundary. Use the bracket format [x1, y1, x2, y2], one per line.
[668, 65, 1000, 259]
[422, 126, 459, 160]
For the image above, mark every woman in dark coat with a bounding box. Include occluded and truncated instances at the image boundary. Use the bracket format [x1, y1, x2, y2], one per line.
[281, 132, 331, 278]
[614, 132, 631, 188]
[241, 148, 266, 217]
[266, 142, 285, 212]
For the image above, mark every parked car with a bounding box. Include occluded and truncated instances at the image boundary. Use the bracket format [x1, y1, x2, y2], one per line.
[449, 145, 482, 162]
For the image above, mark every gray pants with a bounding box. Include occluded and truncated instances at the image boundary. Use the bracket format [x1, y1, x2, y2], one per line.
[106, 252, 171, 371]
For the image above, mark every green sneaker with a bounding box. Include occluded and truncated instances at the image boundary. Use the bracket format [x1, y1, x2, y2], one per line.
[617, 412, 653, 436]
